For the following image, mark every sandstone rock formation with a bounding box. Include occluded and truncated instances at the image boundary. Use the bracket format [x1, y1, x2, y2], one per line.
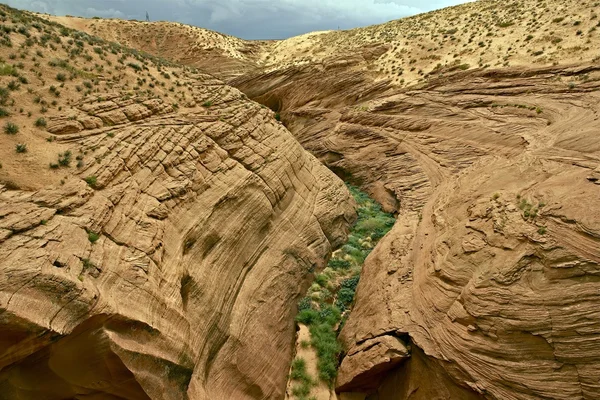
[236, 55, 600, 399]
[0, 75, 355, 400]
[0, 7, 355, 399]
[8, 2, 600, 399]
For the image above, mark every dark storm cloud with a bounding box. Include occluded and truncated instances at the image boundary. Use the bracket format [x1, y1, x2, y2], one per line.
[6, 0, 473, 39]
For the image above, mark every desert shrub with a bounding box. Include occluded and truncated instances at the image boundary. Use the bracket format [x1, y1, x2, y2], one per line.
[335, 287, 355, 311]
[0, 63, 18, 76]
[315, 273, 329, 287]
[328, 258, 351, 269]
[88, 231, 100, 243]
[58, 150, 72, 167]
[127, 62, 142, 71]
[296, 309, 320, 325]
[7, 80, 19, 91]
[4, 122, 18, 134]
[290, 357, 314, 398]
[340, 276, 359, 292]
[15, 143, 27, 153]
[84, 175, 98, 188]
[34, 117, 46, 127]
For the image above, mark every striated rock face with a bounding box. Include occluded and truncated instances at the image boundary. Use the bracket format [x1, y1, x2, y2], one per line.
[334, 67, 600, 399]
[0, 71, 355, 399]
[10, 4, 600, 399]
[236, 59, 600, 399]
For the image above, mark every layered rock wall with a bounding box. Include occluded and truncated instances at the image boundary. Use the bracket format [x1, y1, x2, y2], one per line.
[0, 72, 355, 400]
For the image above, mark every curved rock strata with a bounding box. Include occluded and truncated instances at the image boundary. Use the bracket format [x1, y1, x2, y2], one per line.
[0, 71, 355, 399]
[236, 60, 600, 399]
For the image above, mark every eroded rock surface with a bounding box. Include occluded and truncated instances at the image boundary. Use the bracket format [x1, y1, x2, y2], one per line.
[237, 59, 600, 399]
[0, 71, 355, 400]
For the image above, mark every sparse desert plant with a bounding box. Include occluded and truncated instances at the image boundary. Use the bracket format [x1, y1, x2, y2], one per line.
[84, 175, 98, 188]
[7, 80, 19, 91]
[56, 72, 66, 82]
[4, 122, 18, 134]
[35, 117, 46, 127]
[58, 151, 72, 167]
[87, 231, 100, 243]
[0, 63, 18, 76]
[15, 143, 27, 153]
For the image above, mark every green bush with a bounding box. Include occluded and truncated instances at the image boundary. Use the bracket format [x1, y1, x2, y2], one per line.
[127, 62, 142, 71]
[58, 151, 72, 167]
[340, 276, 359, 291]
[296, 309, 319, 325]
[335, 288, 355, 311]
[298, 296, 312, 311]
[0, 63, 18, 76]
[84, 175, 98, 188]
[290, 358, 308, 381]
[56, 72, 66, 81]
[315, 273, 329, 287]
[15, 143, 27, 153]
[290, 357, 314, 399]
[88, 231, 100, 243]
[35, 117, 46, 127]
[328, 258, 350, 269]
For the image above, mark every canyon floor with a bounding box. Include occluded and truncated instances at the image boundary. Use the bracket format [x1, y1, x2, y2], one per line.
[1, 0, 600, 399]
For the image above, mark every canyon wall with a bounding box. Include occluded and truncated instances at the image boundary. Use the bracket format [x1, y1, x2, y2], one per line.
[0, 71, 355, 399]
[237, 62, 600, 399]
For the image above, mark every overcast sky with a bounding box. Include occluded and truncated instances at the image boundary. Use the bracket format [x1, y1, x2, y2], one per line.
[8, 0, 473, 40]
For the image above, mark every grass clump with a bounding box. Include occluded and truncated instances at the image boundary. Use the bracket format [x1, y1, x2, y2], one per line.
[15, 143, 27, 153]
[0, 63, 18, 76]
[289, 357, 314, 399]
